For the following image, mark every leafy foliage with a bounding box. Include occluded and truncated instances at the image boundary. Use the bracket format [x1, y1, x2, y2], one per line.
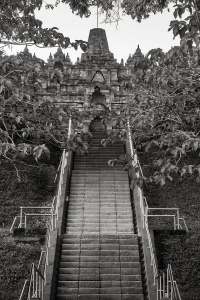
[0, 48, 81, 177]
[0, 0, 87, 50]
[99, 2, 200, 185]
[1, 0, 200, 188]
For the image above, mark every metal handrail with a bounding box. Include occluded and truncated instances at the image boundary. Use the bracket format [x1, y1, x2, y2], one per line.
[26, 263, 45, 300]
[19, 280, 28, 300]
[127, 120, 182, 299]
[146, 207, 188, 232]
[10, 207, 52, 232]
[19, 118, 72, 300]
[127, 120, 159, 285]
[157, 264, 181, 300]
[179, 217, 189, 232]
[10, 216, 20, 233]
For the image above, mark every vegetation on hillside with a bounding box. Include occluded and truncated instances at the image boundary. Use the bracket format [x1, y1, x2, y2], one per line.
[0, 144, 60, 300]
[143, 171, 200, 300]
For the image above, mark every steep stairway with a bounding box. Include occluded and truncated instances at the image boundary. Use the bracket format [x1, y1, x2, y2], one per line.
[55, 126, 145, 300]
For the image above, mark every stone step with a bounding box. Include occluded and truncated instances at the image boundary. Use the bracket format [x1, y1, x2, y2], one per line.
[76, 151, 123, 154]
[69, 189, 129, 192]
[69, 186, 129, 188]
[67, 198, 130, 201]
[75, 155, 123, 157]
[67, 209, 132, 213]
[73, 167, 123, 169]
[70, 180, 128, 182]
[60, 250, 139, 257]
[56, 286, 143, 295]
[58, 267, 141, 276]
[58, 273, 142, 282]
[66, 219, 133, 223]
[61, 244, 138, 250]
[68, 197, 130, 200]
[60, 256, 140, 263]
[57, 280, 142, 288]
[66, 215, 132, 217]
[61, 234, 137, 241]
[56, 294, 144, 300]
[70, 175, 128, 177]
[66, 212, 132, 215]
[72, 169, 124, 171]
[71, 173, 128, 176]
[73, 159, 123, 162]
[87, 145, 124, 147]
[89, 147, 124, 149]
[70, 181, 128, 184]
[62, 234, 138, 239]
[59, 262, 141, 268]
[74, 157, 123, 160]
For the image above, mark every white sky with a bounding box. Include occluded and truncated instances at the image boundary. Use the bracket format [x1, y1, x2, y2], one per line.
[5, 2, 180, 63]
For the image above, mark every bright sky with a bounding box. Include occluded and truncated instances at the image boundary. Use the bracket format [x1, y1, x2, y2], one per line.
[6, 2, 180, 63]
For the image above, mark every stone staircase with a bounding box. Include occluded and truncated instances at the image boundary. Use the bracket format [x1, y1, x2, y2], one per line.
[55, 127, 145, 300]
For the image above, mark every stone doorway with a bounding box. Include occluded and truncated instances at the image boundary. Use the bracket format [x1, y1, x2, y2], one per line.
[89, 117, 106, 132]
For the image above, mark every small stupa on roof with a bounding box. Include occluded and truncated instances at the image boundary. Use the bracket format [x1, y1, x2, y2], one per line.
[54, 47, 65, 61]
[126, 45, 144, 67]
[22, 45, 32, 58]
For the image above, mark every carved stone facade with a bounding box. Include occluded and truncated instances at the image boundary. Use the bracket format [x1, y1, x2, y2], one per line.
[22, 28, 144, 112]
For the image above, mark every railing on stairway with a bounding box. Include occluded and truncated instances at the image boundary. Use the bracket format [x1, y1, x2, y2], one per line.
[139, 196, 188, 232]
[157, 264, 181, 300]
[127, 119, 184, 300]
[18, 118, 72, 300]
[19, 252, 46, 300]
[10, 207, 52, 232]
[147, 206, 188, 232]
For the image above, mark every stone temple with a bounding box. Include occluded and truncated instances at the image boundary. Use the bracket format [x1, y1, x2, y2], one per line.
[24, 28, 144, 112]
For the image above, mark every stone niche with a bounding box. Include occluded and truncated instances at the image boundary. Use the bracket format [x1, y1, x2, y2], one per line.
[111, 70, 118, 81]
[91, 86, 106, 107]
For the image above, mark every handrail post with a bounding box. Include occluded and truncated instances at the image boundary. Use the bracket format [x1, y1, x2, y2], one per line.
[174, 215, 176, 230]
[167, 265, 169, 297]
[20, 207, 23, 228]
[145, 206, 148, 228]
[68, 117, 72, 138]
[177, 208, 180, 230]
[25, 214, 27, 228]
[127, 118, 134, 157]
[32, 265, 35, 298]
[36, 270, 38, 297]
